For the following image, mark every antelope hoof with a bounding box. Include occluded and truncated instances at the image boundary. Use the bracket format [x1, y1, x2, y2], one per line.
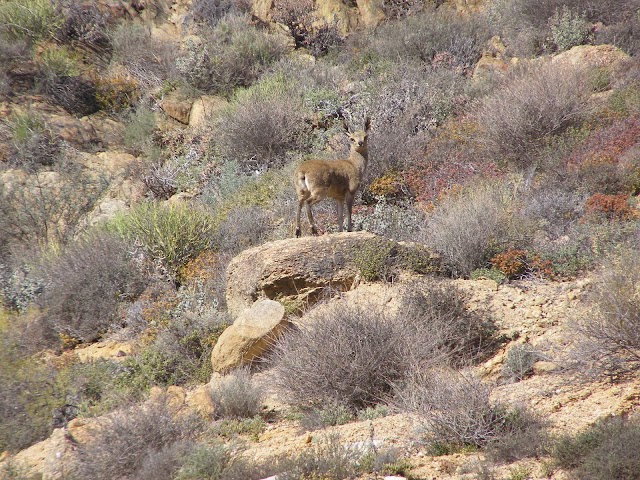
[311, 226, 318, 236]
[295, 228, 301, 238]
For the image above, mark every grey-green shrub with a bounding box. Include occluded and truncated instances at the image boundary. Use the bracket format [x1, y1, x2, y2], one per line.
[553, 415, 640, 480]
[426, 181, 512, 277]
[177, 13, 288, 96]
[216, 74, 310, 172]
[502, 343, 541, 381]
[209, 368, 264, 419]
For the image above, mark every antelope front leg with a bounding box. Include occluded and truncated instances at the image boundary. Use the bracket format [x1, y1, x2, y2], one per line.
[336, 200, 344, 232]
[345, 191, 355, 232]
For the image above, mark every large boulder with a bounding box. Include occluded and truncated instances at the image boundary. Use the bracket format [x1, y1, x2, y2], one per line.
[225, 231, 441, 317]
[211, 299, 287, 373]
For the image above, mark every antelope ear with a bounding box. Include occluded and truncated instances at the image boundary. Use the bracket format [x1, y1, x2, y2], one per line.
[364, 116, 371, 131]
[343, 121, 351, 135]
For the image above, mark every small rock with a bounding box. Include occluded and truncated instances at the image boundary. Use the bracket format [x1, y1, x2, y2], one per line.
[533, 360, 559, 375]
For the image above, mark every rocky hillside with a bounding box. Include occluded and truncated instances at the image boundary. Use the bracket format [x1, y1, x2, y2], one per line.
[1, 0, 640, 479]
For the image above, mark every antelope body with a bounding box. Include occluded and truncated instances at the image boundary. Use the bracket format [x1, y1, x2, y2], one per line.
[294, 118, 370, 237]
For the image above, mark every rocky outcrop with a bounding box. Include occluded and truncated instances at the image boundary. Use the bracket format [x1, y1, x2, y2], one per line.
[225, 232, 441, 317]
[211, 299, 287, 373]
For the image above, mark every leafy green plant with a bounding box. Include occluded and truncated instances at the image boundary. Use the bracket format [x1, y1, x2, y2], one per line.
[353, 237, 396, 282]
[549, 6, 592, 51]
[0, 0, 62, 44]
[108, 202, 215, 281]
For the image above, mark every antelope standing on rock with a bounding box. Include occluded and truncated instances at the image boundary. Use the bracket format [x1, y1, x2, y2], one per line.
[294, 117, 371, 237]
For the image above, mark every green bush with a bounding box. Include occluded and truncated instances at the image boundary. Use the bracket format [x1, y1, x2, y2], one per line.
[0, 0, 62, 44]
[108, 202, 215, 281]
[209, 368, 264, 419]
[553, 415, 640, 480]
[124, 106, 158, 157]
[549, 6, 593, 51]
[0, 340, 66, 452]
[120, 311, 228, 393]
[36, 232, 147, 346]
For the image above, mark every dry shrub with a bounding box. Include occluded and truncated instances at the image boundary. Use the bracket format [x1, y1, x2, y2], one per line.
[209, 368, 264, 419]
[396, 368, 540, 451]
[109, 22, 178, 88]
[399, 278, 497, 366]
[56, 0, 112, 62]
[569, 248, 640, 378]
[269, 302, 404, 410]
[370, 6, 489, 73]
[269, 280, 495, 410]
[177, 14, 288, 96]
[214, 205, 274, 255]
[37, 232, 148, 347]
[272, 0, 344, 57]
[72, 395, 204, 480]
[189, 0, 252, 27]
[0, 156, 108, 247]
[44, 75, 100, 117]
[217, 76, 310, 172]
[367, 64, 467, 179]
[476, 60, 591, 168]
[426, 181, 512, 277]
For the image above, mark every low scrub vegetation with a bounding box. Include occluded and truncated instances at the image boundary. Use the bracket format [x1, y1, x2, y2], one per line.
[269, 279, 495, 412]
[569, 248, 640, 378]
[552, 415, 640, 480]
